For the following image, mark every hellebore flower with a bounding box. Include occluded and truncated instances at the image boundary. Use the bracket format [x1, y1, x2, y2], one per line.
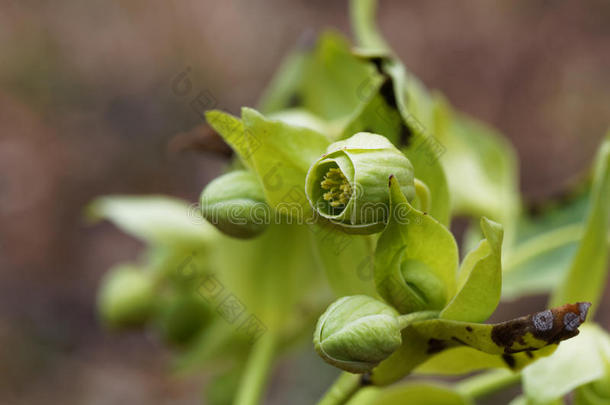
[305, 132, 415, 234]
[314, 295, 402, 373]
[200, 170, 269, 239]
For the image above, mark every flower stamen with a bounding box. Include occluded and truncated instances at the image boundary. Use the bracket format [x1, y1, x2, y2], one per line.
[321, 168, 352, 208]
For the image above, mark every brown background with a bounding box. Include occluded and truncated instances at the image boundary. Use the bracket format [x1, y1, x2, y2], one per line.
[1, 0, 609, 403]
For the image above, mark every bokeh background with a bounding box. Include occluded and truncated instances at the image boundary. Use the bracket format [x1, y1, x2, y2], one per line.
[1, 0, 609, 404]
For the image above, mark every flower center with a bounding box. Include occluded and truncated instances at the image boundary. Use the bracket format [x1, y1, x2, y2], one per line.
[321, 168, 352, 208]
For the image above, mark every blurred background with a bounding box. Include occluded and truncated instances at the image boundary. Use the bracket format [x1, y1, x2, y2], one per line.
[1, 0, 609, 403]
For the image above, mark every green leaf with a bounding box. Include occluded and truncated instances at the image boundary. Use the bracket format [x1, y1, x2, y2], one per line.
[300, 31, 380, 122]
[240, 107, 329, 218]
[384, 60, 452, 226]
[522, 324, 609, 404]
[415, 345, 556, 376]
[501, 192, 591, 299]
[267, 108, 332, 136]
[371, 303, 589, 385]
[502, 225, 581, 300]
[350, 0, 519, 229]
[441, 217, 503, 322]
[374, 176, 458, 314]
[205, 110, 255, 168]
[412, 302, 589, 355]
[338, 77, 404, 147]
[257, 48, 310, 115]
[550, 134, 610, 315]
[349, 0, 452, 225]
[440, 109, 520, 232]
[87, 196, 217, 248]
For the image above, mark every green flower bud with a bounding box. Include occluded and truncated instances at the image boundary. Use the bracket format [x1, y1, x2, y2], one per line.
[305, 132, 415, 234]
[314, 295, 403, 373]
[97, 265, 155, 328]
[200, 170, 268, 239]
[157, 295, 211, 346]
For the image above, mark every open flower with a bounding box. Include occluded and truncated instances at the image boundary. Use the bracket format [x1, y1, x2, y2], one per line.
[305, 132, 415, 234]
[314, 295, 402, 373]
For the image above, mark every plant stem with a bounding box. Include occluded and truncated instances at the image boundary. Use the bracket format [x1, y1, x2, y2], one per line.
[233, 333, 277, 405]
[317, 372, 364, 405]
[456, 369, 521, 400]
[397, 310, 439, 330]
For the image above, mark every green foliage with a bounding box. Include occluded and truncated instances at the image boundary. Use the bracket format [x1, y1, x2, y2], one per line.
[90, 0, 610, 404]
[522, 324, 610, 404]
[87, 195, 216, 248]
[550, 134, 610, 314]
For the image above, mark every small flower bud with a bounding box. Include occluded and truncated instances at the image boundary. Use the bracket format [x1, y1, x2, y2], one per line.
[97, 265, 155, 328]
[200, 170, 268, 239]
[314, 295, 403, 373]
[305, 132, 415, 234]
[157, 295, 211, 346]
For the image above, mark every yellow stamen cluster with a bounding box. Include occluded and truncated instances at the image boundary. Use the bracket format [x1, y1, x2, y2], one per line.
[321, 168, 352, 208]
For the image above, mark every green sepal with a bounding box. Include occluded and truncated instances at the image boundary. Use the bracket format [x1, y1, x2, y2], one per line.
[374, 175, 458, 313]
[441, 217, 503, 322]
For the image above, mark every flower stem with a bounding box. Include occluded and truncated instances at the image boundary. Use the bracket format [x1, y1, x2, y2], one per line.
[233, 333, 277, 405]
[397, 310, 439, 330]
[317, 372, 364, 405]
[456, 369, 521, 399]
